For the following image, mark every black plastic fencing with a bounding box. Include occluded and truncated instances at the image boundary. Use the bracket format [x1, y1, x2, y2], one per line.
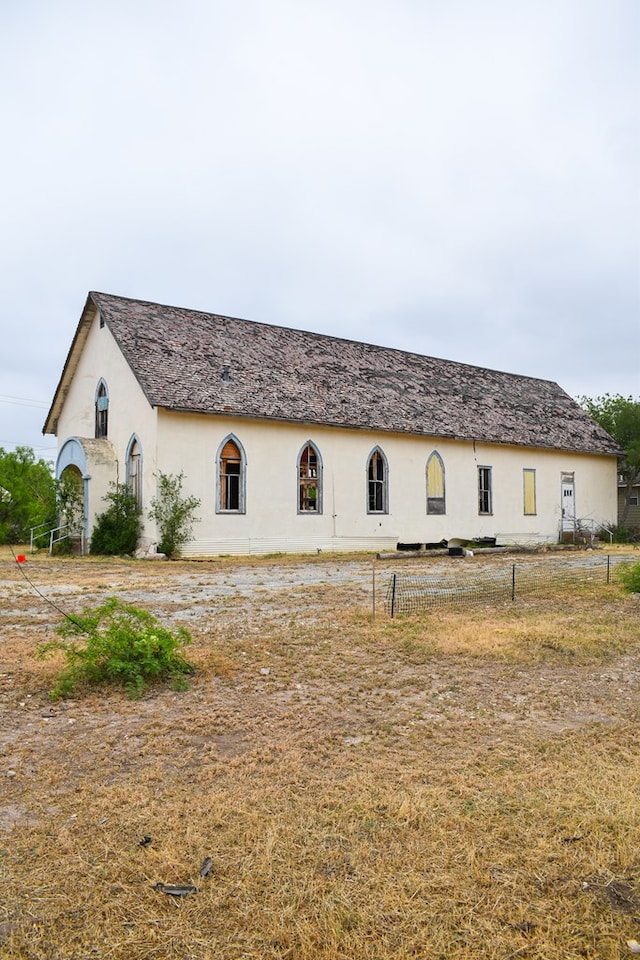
[384, 554, 632, 617]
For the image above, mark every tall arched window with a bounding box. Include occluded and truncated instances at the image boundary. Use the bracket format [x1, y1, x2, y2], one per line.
[95, 380, 109, 438]
[367, 447, 388, 513]
[216, 435, 246, 513]
[426, 451, 446, 515]
[298, 442, 322, 513]
[126, 436, 143, 510]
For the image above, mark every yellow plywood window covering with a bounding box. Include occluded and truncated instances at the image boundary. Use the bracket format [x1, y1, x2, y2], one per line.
[427, 456, 444, 497]
[523, 468, 536, 515]
[426, 452, 445, 515]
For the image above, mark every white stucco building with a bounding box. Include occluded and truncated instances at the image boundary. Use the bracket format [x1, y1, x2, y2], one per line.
[43, 292, 620, 555]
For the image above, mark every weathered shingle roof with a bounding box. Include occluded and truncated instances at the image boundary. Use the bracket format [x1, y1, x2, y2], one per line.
[45, 291, 620, 456]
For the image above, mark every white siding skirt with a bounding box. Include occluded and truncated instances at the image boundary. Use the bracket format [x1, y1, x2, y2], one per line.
[180, 536, 400, 557]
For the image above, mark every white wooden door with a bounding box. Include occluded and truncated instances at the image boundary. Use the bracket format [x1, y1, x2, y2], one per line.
[561, 476, 575, 532]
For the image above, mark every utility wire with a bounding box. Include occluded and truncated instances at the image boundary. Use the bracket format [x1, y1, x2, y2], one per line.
[9, 545, 91, 634]
[0, 395, 49, 409]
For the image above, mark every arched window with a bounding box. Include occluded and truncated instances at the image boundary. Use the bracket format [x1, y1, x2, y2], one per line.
[367, 447, 388, 513]
[426, 451, 445, 515]
[95, 380, 109, 438]
[126, 436, 143, 510]
[298, 442, 322, 513]
[216, 435, 246, 513]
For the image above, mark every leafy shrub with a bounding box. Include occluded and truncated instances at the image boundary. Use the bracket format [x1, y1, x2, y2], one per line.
[599, 524, 635, 544]
[618, 561, 640, 594]
[38, 597, 194, 699]
[90, 484, 142, 555]
[148, 471, 200, 557]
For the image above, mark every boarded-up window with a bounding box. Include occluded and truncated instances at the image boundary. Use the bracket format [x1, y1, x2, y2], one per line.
[426, 452, 445, 515]
[218, 438, 244, 512]
[368, 449, 388, 513]
[523, 468, 536, 515]
[299, 442, 321, 513]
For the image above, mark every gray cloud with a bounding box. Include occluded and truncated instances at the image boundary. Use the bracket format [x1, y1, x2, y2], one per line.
[1, 0, 638, 458]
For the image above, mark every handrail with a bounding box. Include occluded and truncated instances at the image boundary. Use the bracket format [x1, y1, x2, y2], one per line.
[29, 522, 85, 556]
[30, 521, 53, 553]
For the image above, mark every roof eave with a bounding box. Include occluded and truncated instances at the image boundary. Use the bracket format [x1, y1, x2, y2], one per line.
[155, 404, 621, 457]
[43, 293, 99, 436]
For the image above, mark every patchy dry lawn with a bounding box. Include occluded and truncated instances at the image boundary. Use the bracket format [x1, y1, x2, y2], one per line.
[1, 547, 639, 959]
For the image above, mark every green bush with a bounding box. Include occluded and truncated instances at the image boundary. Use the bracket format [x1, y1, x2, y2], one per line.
[90, 484, 142, 555]
[600, 524, 635, 544]
[38, 597, 194, 699]
[148, 471, 200, 558]
[618, 561, 640, 594]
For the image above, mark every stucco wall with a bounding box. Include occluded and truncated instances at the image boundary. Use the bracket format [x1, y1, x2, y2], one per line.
[155, 411, 618, 555]
[51, 316, 618, 556]
[53, 313, 158, 536]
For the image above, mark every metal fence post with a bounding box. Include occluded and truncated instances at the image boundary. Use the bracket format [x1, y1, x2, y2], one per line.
[607, 554, 610, 585]
[372, 558, 376, 619]
[511, 564, 516, 601]
[391, 573, 397, 618]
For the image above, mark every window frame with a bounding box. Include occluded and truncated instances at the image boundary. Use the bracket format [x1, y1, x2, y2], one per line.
[426, 451, 446, 515]
[523, 468, 536, 516]
[125, 434, 143, 510]
[298, 441, 323, 514]
[216, 434, 246, 514]
[367, 447, 389, 514]
[478, 465, 493, 515]
[94, 379, 109, 439]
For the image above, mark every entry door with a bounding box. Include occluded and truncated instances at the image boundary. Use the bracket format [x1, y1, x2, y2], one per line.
[561, 474, 575, 532]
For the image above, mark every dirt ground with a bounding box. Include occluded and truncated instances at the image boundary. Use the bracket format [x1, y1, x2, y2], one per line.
[2, 551, 639, 829]
[1, 549, 640, 959]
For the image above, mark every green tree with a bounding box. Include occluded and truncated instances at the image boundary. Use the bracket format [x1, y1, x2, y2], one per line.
[579, 394, 640, 525]
[148, 471, 200, 558]
[90, 484, 143, 555]
[0, 446, 56, 544]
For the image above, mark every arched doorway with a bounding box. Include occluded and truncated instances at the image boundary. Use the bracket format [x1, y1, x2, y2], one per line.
[56, 439, 90, 552]
[54, 437, 118, 553]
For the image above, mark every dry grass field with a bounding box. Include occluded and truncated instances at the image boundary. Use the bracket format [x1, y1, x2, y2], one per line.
[1, 547, 639, 960]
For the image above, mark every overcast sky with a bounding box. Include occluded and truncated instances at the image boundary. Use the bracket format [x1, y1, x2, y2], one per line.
[1, 0, 638, 461]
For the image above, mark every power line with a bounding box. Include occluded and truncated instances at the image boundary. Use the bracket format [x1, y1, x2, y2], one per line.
[0, 394, 49, 409]
[0, 440, 56, 452]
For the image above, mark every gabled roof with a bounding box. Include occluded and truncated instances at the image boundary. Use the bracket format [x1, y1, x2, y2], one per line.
[44, 291, 620, 456]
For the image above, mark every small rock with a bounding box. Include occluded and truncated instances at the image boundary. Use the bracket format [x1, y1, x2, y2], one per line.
[260, 668, 270, 676]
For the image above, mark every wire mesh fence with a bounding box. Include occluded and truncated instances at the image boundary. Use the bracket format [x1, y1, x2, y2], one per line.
[383, 554, 635, 617]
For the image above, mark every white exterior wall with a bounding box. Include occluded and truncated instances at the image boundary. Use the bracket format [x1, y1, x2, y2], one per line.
[156, 411, 618, 556]
[54, 315, 158, 537]
[51, 317, 618, 557]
